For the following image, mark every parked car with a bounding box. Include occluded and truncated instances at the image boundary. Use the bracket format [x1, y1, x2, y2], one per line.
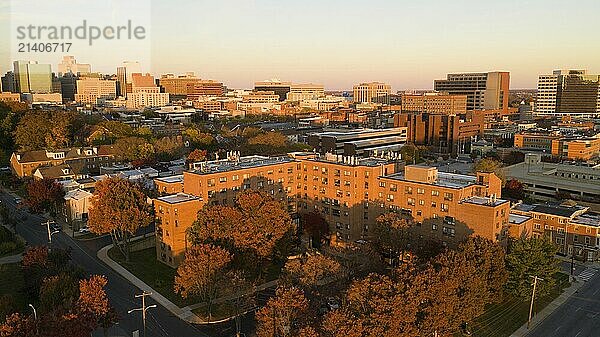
[48, 221, 61, 232]
[78, 227, 90, 234]
[326, 297, 339, 311]
[14, 197, 22, 205]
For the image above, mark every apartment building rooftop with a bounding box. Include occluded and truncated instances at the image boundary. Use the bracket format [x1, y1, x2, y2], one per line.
[513, 202, 588, 218]
[155, 174, 184, 184]
[385, 169, 479, 189]
[156, 193, 200, 204]
[462, 196, 507, 207]
[189, 154, 295, 175]
[509, 213, 531, 225]
[572, 213, 600, 227]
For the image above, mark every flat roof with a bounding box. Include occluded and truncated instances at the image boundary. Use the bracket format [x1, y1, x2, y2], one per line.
[384, 171, 478, 189]
[191, 155, 295, 175]
[514, 203, 588, 218]
[572, 213, 600, 227]
[509, 213, 531, 224]
[311, 156, 393, 168]
[156, 193, 199, 204]
[155, 174, 184, 183]
[462, 196, 508, 207]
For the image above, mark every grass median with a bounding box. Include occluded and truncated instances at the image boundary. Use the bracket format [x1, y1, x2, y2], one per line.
[107, 246, 197, 307]
[469, 272, 570, 337]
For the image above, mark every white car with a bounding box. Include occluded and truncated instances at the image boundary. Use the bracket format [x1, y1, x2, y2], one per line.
[78, 227, 91, 234]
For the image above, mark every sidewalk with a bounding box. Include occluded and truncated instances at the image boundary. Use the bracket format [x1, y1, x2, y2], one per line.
[97, 239, 204, 324]
[510, 278, 587, 337]
[0, 253, 22, 265]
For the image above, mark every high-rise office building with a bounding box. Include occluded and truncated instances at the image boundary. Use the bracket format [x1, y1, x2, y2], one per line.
[13, 61, 31, 93]
[254, 80, 292, 101]
[433, 72, 510, 111]
[13, 60, 53, 94]
[27, 63, 52, 94]
[75, 78, 117, 105]
[353, 82, 392, 104]
[60, 73, 78, 101]
[286, 83, 325, 101]
[57, 56, 91, 76]
[536, 70, 600, 117]
[1, 72, 16, 93]
[401, 93, 467, 114]
[116, 61, 142, 97]
[159, 73, 201, 95]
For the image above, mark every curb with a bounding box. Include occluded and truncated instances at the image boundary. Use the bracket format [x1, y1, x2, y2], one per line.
[96, 240, 204, 324]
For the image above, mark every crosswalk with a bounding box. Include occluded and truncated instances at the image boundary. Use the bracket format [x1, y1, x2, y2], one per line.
[578, 268, 597, 282]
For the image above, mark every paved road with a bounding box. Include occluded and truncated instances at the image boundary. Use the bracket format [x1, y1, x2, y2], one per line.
[0, 190, 215, 337]
[527, 266, 600, 337]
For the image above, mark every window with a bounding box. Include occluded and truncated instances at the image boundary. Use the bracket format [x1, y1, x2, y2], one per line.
[585, 237, 591, 245]
[387, 194, 394, 202]
[407, 198, 415, 206]
[440, 203, 449, 212]
[431, 201, 437, 207]
[444, 192, 453, 201]
[379, 182, 386, 187]
[219, 177, 227, 183]
[431, 190, 439, 196]
[442, 227, 455, 237]
[432, 224, 437, 230]
[417, 188, 425, 194]
[232, 175, 239, 181]
[405, 186, 413, 194]
[207, 179, 215, 187]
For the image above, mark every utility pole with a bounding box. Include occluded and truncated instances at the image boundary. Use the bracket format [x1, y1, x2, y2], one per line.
[45, 220, 59, 244]
[128, 291, 156, 337]
[527, 275, 544, 329]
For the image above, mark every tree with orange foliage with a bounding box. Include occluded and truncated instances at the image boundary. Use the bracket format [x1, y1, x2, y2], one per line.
[255, 287, 310, 337]
[174, 244, 232, 321]
[322, 273, 420, 337]
[234, 191, 294, 258]
[186, 149, 208, 164]
[76, 275, 118, 335]
[88, 177, 151, 261]
[283, 255, 342, 290]
[21, 246, 49, 269]
[189, 190, 295, 269]
[0, 313, 36, 337]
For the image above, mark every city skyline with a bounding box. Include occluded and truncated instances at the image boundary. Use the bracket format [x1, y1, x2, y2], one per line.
[2, 0, 600, 90]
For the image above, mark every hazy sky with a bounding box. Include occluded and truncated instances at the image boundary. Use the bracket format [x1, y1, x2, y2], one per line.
[2, 0, 600, 90]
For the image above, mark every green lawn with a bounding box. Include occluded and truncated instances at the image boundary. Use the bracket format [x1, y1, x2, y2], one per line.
[469, 272, 570, 337]
[108, 247, 196, 307]
[0, 263, 27, 315]
[0, 226, 25, 258]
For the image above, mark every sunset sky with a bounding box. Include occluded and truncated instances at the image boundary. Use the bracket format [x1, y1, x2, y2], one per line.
[2, 0, 600, 90]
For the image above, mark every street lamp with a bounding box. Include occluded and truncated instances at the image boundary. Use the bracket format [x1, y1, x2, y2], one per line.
[28, 304, 37, 320]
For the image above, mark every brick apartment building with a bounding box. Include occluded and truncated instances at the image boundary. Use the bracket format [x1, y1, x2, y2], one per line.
[153, 152, 508, 267]
[511, 202, 600, 261]
[514, 131, 600, 161]
[10, 146, 117, 178]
